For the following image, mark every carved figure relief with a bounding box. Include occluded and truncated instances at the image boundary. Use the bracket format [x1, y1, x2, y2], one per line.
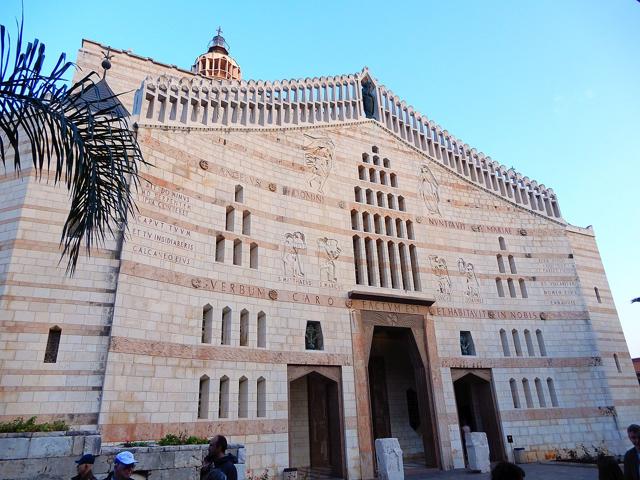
[429, 255, 452, 299]
[303, 134, 334, 194]
[317, 237, 341, 284]
[282, 232, 307, 278]
[362, 80, 377, 119]
[418, 164, 441, 215]
[457, 258, 480, 299]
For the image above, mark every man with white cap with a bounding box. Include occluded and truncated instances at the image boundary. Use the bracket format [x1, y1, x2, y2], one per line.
[105, 451, 137, 480]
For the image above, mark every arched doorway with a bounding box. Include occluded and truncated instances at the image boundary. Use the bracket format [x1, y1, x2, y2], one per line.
[368, 326, 438, 468]
[288, 366, 345, 479]
[452, 369, 506, 462]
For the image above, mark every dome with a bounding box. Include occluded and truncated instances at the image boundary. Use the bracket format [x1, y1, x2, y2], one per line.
[193, 28, 241, 81]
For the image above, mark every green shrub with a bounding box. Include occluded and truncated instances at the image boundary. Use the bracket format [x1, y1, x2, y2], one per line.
[157, 432, 209, 446]
[0, 416, 69, 433]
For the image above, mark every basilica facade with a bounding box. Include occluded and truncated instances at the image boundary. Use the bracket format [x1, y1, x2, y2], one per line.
[1, 33, 638, 478]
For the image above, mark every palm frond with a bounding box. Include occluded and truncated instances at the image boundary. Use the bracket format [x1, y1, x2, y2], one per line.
[0, 16, 145, 274]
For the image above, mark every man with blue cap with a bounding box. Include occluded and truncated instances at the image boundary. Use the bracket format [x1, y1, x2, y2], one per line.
[71, 453, 97, 480]
[105, 451, 137, 480]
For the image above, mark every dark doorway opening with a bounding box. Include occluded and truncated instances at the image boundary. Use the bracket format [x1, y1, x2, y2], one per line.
[288, 368, 345, 479]
[368, 326, 438, 468]
[453, 370, 506, 462]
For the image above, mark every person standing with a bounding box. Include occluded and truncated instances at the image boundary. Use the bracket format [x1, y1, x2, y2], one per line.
[624, 424, 640, 480]
[71, 454, 97, 480]
[201, 435, 237, 480]
[104, 451, 138, 480]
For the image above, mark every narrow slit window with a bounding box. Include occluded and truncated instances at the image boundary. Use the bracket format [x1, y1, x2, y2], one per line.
[257, 377, 266, 417]
[498, 236, 507, 250]
[242, 211, 251, 235]
[500, 329, 510, 356]
[353, 236, 363, 285]
[547, 378, 559, 407]
[351, 210, 359, 230]
[410, 245, 420, 291]
[233, 239, 242, 266]
[594, 287, 602, 303]
[535, 378, 546, 407]
[225, 206, 235, 231]
[240, 309, 249, 346]
[215, 235, 225, 263]
[522, 378, 533, 408]
[496, 278, 505, 297]
[524, 329, 534, 356]
[249, 243, 258, 269]
[510, 379, 520, 408]
[398, 196, 406, 211]
[512, 329, 523, 356]
[507, 278, 517, 298]
[257, 311, 266, 348]
[44, 326, 61, 363]
[406, 220, 415, 240]
[614, 353, 621, 373]
[238, 377, 248, 418]
[390, 172, 397, 187]
[198, 375, 210, 419]
[536, 329, 547, 356]
[221, 307, 232, 345]
[218, 376, 229, 418]
[234, 185, 244, 203]
[497, 255, 505, 273]
[508, 255, 517, 274]
[519, 279, 528, 298]
[202, 305, 213, 343]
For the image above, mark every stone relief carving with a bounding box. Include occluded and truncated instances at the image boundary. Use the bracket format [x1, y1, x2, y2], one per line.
[199, 160, 209, 170]
[282, 232, 307, 278]
[418, 164, 441, 215]
[268, 289, 278, 300]
[457, 258, 481, 300]
[303, 134, 334, 194]
[429, 255, 452, 300]
[317, 237, 341, 284]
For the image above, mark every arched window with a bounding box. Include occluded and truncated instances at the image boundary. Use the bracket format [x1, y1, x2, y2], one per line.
[351, 210, 359, 230]
[497, 255, 505, 273]
[198, 375, 210, 419]
[257, 312, 266, 348]
[234, 185, 244, 203]
[496, 278, 505, 297]
[385, 216, 394, 236]
[399, 243, 411, 290]
[519, 279, 528, 298]
[536, 329, 547, 356]
[522, 378, 533, 408]
[380, 171, 388, 185]
[534, 378, 546, 407]
[614, 353, 622, 373]
[215, 235, 225, 263]
[202, 305, 213, 344]
[390, 172, 397, 187]
[358, 165, 367, 180]
[225, 206, 235, 231]
[507, 278, 517, 298]
[242, 211, 251, 235]
[221, 307, 232, 345]
[500, 329, 511, 356]
[406, 220, 415, 240]
[508, 255, 517, 274]
[362, 153, 370, 163]
[410, 245, 421, 291]
[374, 214, 383, 234]
[353, 235, 364, 285]
[383, 158, 391, 168]
[44, 326, 61, 363]
[369, 168, 377, 183]
[372, 155, 380, 166]
[250, 243, 258, 269]
[354, 186, 363, 203]
[365, 238, 376, 286]
[594, 287, 602, 303]
[366, 189, 374, 205]
[395, 218, 404, 238]
[509, 379, 520, 408]
[240, 309, 249, 346]
[257, 377, 266, 417]
[388, 242, 400, 289]
[498, 236, 506, 250]
[376, 191, 385, 207]
[387, 193, 395, 209]
[233, 239, 242, 266]
[362, 212, 372, 233]
[218, 376, 229, 418]
[512, 329, 523, 356]
[238, 377, 248, 418]
[547, 378, 559, 407]
[524, 329, 534, 356]
[398, 196, 406, 211]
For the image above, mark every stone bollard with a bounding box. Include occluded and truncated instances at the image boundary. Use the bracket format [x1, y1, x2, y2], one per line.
[465, 432, 490, 473]
[374, 438, 404, 480]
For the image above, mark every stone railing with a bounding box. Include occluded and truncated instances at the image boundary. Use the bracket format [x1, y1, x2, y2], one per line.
[132, 69, 563, 223]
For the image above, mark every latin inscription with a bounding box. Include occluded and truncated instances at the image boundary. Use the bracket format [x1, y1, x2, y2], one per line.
[282, 186, 325, 204]
[541, 280, 579, 305]
[537, 258, 576, 274]
[429, 306, 539, 320]
[217, 166, 263, 188]
[139, 181, 192, 217]
[360, 301, 421, 314]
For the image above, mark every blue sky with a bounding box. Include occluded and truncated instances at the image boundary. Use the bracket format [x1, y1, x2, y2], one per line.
[3, 0, 639, 356]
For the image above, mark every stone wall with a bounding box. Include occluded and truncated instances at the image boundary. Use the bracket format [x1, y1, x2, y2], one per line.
[0, 431, 100, 479]
[0, 432, 247, 480]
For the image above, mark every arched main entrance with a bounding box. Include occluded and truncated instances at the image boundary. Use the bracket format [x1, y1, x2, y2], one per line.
[368, 326, 438, 468]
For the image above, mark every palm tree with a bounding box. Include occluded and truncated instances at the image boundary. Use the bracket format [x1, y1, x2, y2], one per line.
[0, 16, 144, 274]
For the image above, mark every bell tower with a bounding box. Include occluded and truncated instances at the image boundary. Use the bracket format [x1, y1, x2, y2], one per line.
[193, 27, 242, 80]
